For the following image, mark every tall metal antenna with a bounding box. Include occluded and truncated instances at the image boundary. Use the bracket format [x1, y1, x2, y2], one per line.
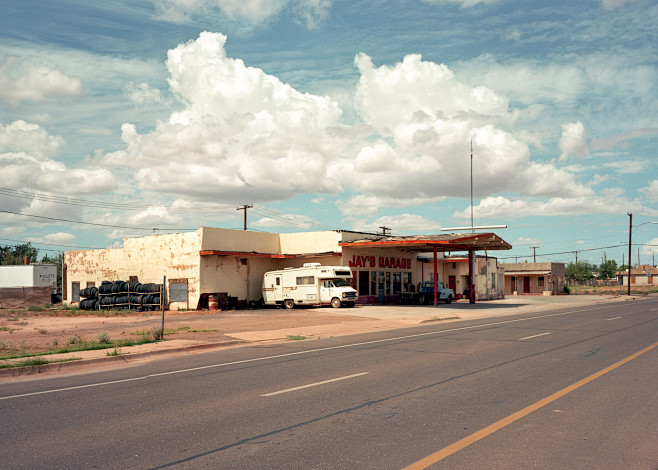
[470, 139, 474, 233]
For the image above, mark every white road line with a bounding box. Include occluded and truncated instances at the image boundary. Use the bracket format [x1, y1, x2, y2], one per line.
[519, 332, 551, 341]
[607, 317, 622, 320]
[0, 303, 629, 401]
[261, 372, 369, 397]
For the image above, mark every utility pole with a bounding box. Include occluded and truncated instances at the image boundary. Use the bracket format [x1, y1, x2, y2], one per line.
[236, 205, 253, 231]
[627, 212, 632, 296]
[531, 246, 538, 263]
[379, 226, 391, 236]
[574, 251, 578, 264]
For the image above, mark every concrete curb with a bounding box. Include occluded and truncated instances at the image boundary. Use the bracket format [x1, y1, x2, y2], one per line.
[0, 339, 245, 379]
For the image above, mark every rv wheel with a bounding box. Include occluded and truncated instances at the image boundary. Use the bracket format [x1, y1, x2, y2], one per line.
[284, 299, 295, 309]
[331, 297, 342, 308]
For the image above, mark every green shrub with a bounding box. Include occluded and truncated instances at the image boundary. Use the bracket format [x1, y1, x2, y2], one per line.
[97, 331, 111, 344]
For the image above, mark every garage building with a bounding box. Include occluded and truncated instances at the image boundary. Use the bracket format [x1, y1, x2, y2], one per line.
[64, 227, 511, 309]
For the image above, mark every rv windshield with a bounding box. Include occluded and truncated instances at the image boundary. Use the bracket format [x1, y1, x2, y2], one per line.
[332, 279, 349, 287]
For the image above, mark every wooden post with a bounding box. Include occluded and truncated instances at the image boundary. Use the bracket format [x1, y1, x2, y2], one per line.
[161, 276, 166, 339]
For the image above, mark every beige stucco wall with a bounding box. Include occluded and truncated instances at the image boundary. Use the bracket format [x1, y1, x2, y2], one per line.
[280, 231, 344, 254]
[200, 226, 280, 253]
[65, 230, 202, 308]
[501, 262, 566, 294]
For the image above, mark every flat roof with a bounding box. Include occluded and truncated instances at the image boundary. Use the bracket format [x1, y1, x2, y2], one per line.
[339, 232, 512, 252]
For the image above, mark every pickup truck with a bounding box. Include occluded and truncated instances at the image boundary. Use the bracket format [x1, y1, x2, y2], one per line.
[402, 281, 454, 304]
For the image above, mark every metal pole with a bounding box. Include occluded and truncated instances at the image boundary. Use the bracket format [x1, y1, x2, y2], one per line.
[628, 213, 632, 296]
[433, 246, 438, 306]
[470, 140, 474, 233]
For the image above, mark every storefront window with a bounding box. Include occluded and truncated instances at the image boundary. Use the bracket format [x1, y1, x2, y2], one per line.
[385, 272, 391, 295]
[393, 272, 401, 294]
[404, 273, 412, 292]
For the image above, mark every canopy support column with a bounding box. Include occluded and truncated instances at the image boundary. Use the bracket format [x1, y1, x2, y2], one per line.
[433, 246, 438, 306]
[469, 250, 476, 304]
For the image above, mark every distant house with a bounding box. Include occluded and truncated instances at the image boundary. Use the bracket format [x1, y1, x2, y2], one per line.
[500, 262, 566, 295]
[417, 255, 505, 301]
[617, 265, 658, 286]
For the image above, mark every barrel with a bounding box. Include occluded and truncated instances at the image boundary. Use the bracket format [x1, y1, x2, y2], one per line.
[208, 294, 218, 311]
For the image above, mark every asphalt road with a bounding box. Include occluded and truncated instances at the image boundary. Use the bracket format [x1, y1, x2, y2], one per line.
[1, 298, 657, 469]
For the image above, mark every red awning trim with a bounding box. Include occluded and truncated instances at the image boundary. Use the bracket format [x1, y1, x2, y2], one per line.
[199, 251, 295, 258]
[199, 251, 343, 258]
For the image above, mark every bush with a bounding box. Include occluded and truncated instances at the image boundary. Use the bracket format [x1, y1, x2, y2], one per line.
[67, 335, 85, 346]
[97, 331, 111, 344]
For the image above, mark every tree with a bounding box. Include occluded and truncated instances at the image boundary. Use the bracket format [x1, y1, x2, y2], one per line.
[0, 243, 40, 265]
[597, 259, 618, 280]
[566, 261, 595, 281]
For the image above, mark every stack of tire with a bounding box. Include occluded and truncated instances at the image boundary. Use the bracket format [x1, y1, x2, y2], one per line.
[79, 286, 99, 310]
[88, 280, 163, 311]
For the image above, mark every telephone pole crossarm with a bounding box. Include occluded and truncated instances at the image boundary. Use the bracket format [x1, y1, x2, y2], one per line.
[237, 205, 253, 231]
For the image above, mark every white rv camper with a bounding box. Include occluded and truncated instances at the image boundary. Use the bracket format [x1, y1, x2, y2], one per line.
[262, 263, 358, 309]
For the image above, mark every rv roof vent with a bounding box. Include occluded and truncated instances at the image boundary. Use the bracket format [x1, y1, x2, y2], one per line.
[303, 263, 321, 268]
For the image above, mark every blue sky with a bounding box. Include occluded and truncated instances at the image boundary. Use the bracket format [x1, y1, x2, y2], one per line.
[1, 0, 656, 266]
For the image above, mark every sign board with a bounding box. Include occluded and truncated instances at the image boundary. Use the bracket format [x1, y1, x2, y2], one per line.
[169, 280, 188, 302]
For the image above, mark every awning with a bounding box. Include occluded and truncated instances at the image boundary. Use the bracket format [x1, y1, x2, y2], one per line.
[339, 232, 512, 252]
[199, 250, 342, 258]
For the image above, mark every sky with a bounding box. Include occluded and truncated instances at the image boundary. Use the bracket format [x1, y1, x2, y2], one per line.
[1, 0, 657, 266]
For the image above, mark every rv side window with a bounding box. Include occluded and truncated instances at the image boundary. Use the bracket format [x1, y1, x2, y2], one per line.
[276, 278, 280, 286]
[296, 276, 315, 285]
[334, 270, 350, 276]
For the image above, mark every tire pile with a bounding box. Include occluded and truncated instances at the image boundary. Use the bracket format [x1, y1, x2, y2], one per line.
[79, 280, 162, 311]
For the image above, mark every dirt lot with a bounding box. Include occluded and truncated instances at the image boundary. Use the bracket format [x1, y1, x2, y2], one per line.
[0, 306, 374, 358]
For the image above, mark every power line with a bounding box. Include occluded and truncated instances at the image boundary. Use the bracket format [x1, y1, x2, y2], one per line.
[0, 209, 197, 232]
[0, 187, 236, 212]
[0, 237, 99, 250]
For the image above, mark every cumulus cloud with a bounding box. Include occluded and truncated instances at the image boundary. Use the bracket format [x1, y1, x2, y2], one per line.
[559, 121, 588, 162]
[112, 32, 345, 203]
[0, 120, 116, 223]
[108, 36, 597, 215]
[454, 190, 643, 219]
[0, 56, 81, 106]
[152, 0, 330, 28]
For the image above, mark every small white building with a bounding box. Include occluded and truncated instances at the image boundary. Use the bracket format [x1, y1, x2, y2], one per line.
[0, 264, 58, 308]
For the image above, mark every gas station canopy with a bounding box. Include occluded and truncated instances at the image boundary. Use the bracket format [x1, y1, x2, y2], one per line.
[339, 232, 512, 252]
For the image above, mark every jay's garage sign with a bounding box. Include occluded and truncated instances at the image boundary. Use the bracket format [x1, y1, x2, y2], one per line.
[348, 255, 412, 270]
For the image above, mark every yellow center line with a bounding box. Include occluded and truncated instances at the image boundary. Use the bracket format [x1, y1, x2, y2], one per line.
[403, 342, 658, 470]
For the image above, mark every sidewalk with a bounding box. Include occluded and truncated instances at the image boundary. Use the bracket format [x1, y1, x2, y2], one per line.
[0, 294, 632, 381]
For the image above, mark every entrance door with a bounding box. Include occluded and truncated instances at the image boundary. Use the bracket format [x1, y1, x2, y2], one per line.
[448, 275, 456, 293]
[523, 276, 531, 293]
[273, 276, 283, 302]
